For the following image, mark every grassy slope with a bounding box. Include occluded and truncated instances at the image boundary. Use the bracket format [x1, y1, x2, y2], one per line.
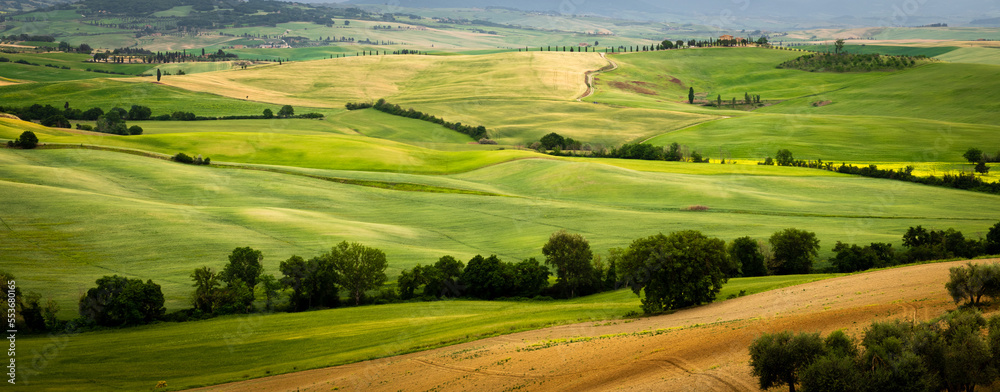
[2, 145, 997, 315]
[589, 48, 1000, 164]
[18, 274, 836, 392]
[936, 47, 1000, 65]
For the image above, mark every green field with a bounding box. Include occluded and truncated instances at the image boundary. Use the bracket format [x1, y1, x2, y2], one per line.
[799, 44, 959, 57]
[17, 273, 836, 392]
[3, 20, 1000, 391]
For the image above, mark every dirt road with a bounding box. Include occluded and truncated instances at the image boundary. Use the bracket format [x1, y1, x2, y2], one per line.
[189, 259, 987, 392]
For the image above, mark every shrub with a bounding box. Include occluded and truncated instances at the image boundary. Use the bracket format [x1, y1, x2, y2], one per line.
[128, 125, 143, 135]
[12, 131, 39, 149]
[478, 138, 498, 145]
[173, 152, 194, 164]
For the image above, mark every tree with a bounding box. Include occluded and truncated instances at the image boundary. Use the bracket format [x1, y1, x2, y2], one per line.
[221, 247, 264, 290]
[278, 105, 295, 118]
[423, 255, 464, 298]
[191, 266, 222, 314]
[539, 132, 566, 150]
[769, 228, 820, 275]
[128, 105, 151, 121]
[41, 115, 69, 128]
[509, 258, 551, 297]
[262, 108, 274, 119]
[257, 274, 282, 311]
[975, 161, 990, 175]
[328, 241, 387, 305]
[835, 39, 845, 55]
[729, 236, 767, 277]
[460, 255, 510, 300]
[717, 94, 722, 107]
[78, 275, 165, 327]
[945, 263, 1000, 306]
[987, 222, 1000, 255]
[964, 148, 984, 163]
[128, 125, 143, 135]
[749, 331, 825, 392]
[688, 87, 695, 104]
[776, 149, 794, 166]
[13, 131, 38, 149]
[542, 230, 594, 298]
[96, 111, 127, 135]
[156, 68, 161, 82]
[619, 231, 735, 313]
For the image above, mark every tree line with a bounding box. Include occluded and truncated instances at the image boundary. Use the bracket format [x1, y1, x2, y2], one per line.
[750, 262, 1000, 392]
[760, 149, 999, 195]
[778, 52, 924, 73]
[0, 103, 321, 135]
[4, 221, 996, 333]
[346, 99, 491, 141]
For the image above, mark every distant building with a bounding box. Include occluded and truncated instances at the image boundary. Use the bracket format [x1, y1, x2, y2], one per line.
[719, 35, 746, 42]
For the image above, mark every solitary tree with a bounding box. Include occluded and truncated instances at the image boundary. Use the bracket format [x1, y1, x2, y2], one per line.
[542, 230, 594, 298]
[156, 68, 161, 82]
[262, 108, 274, 119]
[769, 228, 820, 275]
[688, 87, 695, 104]
[835, 39, 845, 55]
[329, 241, 387, 305]
[965, 148, 984, 163]
[975, 161, 990, 175]
[13, 131, 38, 149]
[278, 105, 294, 118]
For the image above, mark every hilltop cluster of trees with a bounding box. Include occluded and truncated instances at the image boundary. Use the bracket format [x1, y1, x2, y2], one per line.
[346, 99, 491, 141]
[778, 52, 924, 72]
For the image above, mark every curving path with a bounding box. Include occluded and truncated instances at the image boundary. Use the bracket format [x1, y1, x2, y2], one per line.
[577, 52, 618, 101]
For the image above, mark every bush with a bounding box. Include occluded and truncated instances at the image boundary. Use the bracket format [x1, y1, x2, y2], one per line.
[173, 153, 194, 164]
[11, 131, 39, 149]
[128, 125, 143, 135]
[478, 138, 498, 145]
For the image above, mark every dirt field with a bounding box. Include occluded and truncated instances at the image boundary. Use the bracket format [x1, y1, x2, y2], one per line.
[188, 259, 992, 392]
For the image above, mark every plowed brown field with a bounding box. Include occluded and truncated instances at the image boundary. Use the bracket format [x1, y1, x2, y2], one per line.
[189, 259, 992, 392]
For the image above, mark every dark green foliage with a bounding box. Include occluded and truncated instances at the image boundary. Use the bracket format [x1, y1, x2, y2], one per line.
[78, 275, 165, 327]
[542, 230, 594, 298]
[775, 149, 794, 166]
[41, 115, 70, 128]
[800, 355, 858, 392]
[172, 152, 210, 165]
[96, 111, 128, 135]
[190, 266, 222, 314]
[539, 132, 566, 150]
[128, 105, 152, 121]
[509, 258, 551, 298]
[945, 262, 1000, 306]
[279, 255, 340, 311]
[128, 125, 143, 135]
[778, 52, 924, 72]
[328, 241, 387, 306]
[964, 148, 984, 163]
[156, 68, 161, 82]
[355, 99, 490, 140]
[423, 255, 465, 298]
[749, 331, 825, 392]
[831, 242, 897, 273]
[0, 271, 45, 333]
[593, 142, 684, 161]
[988, 222, 1000, 255]
[688, 87, 694, 104]
[903, 225, 984, 261]
[769, 228, 820, 275]
[619, 231, 734, 313]
[221, 247, 264, 290]
[278, 105, 295, 118]
[262, 108, 274, 119]
[11, 131, 39, 149]
[729, 236, 767, 277]
[976, 161, 990, 175]
[81, 107, 104, 121]
[460, 255, 509, 300]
